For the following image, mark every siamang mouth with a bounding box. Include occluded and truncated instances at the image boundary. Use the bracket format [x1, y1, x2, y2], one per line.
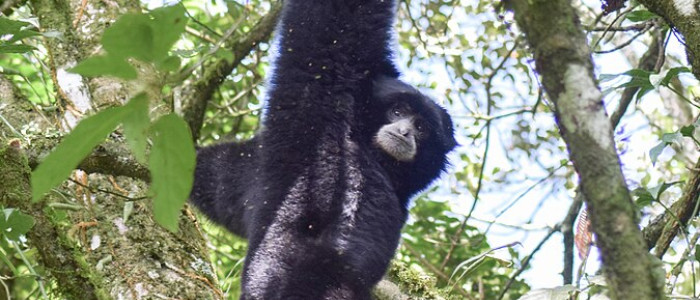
[386, 132, 412, 147]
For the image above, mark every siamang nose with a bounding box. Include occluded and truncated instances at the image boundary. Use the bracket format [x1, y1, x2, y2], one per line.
[397, 122, 412, 137]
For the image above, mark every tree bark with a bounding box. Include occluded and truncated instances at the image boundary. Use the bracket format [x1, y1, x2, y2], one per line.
[507, 0, 666, 299]
[635, 0, 700, 80]
[0, 0, 221, 298]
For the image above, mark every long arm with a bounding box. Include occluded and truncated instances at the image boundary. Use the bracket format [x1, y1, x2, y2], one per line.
[190, 137, 260, 237]
[272, 1, 398, 87]
[244, 1, 402, 299]
[259, 0, 400, 213]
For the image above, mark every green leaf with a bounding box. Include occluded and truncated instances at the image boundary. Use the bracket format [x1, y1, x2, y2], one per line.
[149, 4, 187, 60]
[122, 94, 150, 164]
[598, 73, 620, 83]
[660, 67, 692, 86]
[100, 4, 186, 63]
[619, 69, 652, 90]
[149, 114, 195, 232]
[633, 188, 654, 207]
[0, 209, 35, 241]
[0, 44, 36, 53]
[7, 30, 42, 43]
[31, 106, 129, 202]
[0, 16, 41, 44]
[680, 125, 695, 137]
[655, 181, 682, 198]
[649, 141, 667, 165]
[123, 202, 134, 223]
[102, 14, 154, 61]
[694, 247, 700, 262]
[661, 132, 682, 143]
[0, 17, 31, 34]
[157, 55, 181, 72]
[626, 10, 657, 22]
[69, 55, 137, 79]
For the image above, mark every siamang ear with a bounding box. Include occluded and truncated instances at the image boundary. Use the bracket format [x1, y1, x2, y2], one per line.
[372, 76, 418, 99]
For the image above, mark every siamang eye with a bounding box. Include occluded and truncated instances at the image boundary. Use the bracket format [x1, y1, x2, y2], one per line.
[392, 109, 402, 116]
[415, 119, 425, 132]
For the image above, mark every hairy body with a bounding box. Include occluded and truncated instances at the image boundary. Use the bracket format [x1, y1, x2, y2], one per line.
[191, 1, 456, 299]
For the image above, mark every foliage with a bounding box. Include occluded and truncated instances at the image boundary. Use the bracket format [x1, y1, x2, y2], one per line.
[29, 5, 195, 232]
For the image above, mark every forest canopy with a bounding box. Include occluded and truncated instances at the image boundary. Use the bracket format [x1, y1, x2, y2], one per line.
[1, 0, 699, 299]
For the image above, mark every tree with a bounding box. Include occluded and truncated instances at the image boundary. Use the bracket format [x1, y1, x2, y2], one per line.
[2, 0, 700, 299]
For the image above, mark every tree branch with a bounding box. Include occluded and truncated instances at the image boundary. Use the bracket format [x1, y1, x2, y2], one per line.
[181, 1, 283, 141]
[24, 139, 150, 182]
[508, 0, 666, 298]
[643, 157, 700, 256]
[635, 0, 700, 80]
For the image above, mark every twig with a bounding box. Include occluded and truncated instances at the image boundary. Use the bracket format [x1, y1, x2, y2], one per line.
[10, 241, 48, 299]
[496, 225, 560, 300]
[561, 193, 584, 284]
[181, 1, 283, 141]
[439, 41, 520, 271]
[594, 26, 651, 54]
[650, 157, 700, 257]
[588, 23, 650, 32]
[609, 27, 663, 128]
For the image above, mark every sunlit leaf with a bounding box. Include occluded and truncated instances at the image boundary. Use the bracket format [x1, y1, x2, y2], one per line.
[122, 94, 150, 164]
[100, 4, 186, 62]
[69, 55, 137, 79]
[157, 55, 181, 72]
[649, 142, 666, 165]
[633, 188, 654, 207]
[149, 4, 187, 60]
[31, 106, 128, 202]
[661, 132, 682, 143]
[102, 14, 154, 61]
[0, 16, 32, 34]
[0, 44, 36, 53]
[626, 10, 657, 22]
[0, 209, 35, 241]
[149, 114, 195, 232]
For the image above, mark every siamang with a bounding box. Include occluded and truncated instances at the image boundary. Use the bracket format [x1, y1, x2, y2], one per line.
[193, 77, 455, 237]
[190, 0, 456, 299]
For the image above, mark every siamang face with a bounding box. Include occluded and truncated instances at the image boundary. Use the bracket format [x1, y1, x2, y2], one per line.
[371, 77, 457, 164]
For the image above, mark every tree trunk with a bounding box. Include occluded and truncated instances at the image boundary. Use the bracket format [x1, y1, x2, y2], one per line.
[507, 0, 666, 299]
[1, 0, 220, 298]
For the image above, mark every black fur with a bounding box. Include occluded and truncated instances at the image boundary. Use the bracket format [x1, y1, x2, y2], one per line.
[190, 1, 456, 299]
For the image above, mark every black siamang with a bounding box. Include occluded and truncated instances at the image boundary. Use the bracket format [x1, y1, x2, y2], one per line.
[190, 0, 456, 299]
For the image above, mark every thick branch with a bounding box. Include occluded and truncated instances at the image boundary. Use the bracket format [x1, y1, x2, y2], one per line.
[643, 157, 700, 256]
[560, 32, 661, 284]
[508, 0, 665, 299]
[0, 144, 101, 299]
[610, 32, 662, 127]
[636, 0, 700, 80]
[25, 138, 150, 182]
[181, 1, 283, 141]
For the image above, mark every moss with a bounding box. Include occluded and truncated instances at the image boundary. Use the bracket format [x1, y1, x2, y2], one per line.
[0, 141, 106, 299]
[385, 261, 449, 300]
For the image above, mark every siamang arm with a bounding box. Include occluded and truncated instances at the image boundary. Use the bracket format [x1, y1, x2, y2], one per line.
[271, 0, 398, 89]
[190, 138, 260, 237]
[260, 0, 400, 187]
